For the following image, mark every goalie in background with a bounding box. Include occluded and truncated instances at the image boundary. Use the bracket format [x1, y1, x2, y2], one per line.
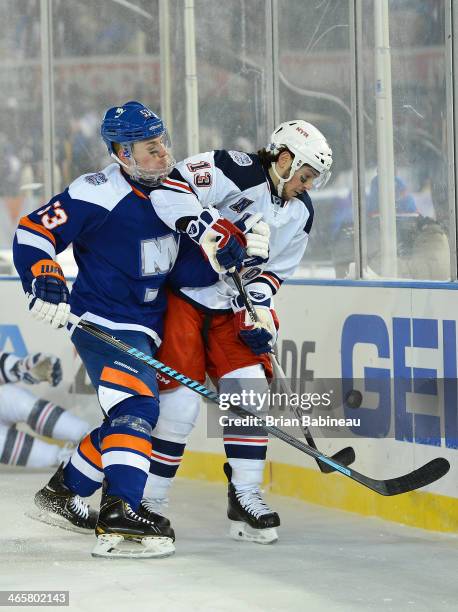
[0, 351, 90, 467]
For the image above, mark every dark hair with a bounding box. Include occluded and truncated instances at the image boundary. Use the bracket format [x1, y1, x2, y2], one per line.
[256, 147, 288, 171]
[257, 147, 316, 176]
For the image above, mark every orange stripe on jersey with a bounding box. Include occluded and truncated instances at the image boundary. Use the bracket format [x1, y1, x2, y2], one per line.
[130, 184, 148, 200]
[18, 216, 56, 246]
[101, 433, 152, 457]
[31, 259, 65, 281]
[100, 366, 155, 397]
[163, 178, 193, 193]
[79, 434, 103, 469]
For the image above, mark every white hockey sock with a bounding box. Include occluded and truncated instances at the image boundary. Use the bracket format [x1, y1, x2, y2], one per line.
[143, 473, 173, 501]
[0, 424, 60, 467]
[228, 458, 266, 492]
[25, 437, 62, 468]
[0, 384, 36, 424]
[26, 398, 89, 442]
[220, 366, 269, 493]
[0, 385, 89, 442]
[50, 410, 90, 442]
[145, 386, 200, 500]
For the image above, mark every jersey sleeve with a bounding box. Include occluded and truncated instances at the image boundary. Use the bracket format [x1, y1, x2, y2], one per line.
[149, 175, 205, 231]
[180, 150, 264, 209]
[13, 187, 109, 289]
[266, 228, 309, 282]
[150, 150, 264, 230]
[149, 153, 222, 231]
[245, 195, 314, 299]
[175, 151, 245, 208]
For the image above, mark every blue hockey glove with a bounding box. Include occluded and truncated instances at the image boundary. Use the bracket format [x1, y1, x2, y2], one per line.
[232, 293, 279, 355]
[185, 208, 247, 273]
[26, 259, 70, 329]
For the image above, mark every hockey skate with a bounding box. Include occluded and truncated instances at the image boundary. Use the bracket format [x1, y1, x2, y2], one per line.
[92, 493, 175, 559]
[224, 462, 280, 545]
[138, 498, 171, 530]
[28, 463, 98, 534]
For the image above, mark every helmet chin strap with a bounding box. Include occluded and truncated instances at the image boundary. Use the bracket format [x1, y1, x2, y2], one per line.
[271, 161, 295, 198]
[111, 152, 130, 170]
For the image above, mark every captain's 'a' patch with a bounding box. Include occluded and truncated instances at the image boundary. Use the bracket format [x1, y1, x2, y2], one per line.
[228, 151, 253, 166]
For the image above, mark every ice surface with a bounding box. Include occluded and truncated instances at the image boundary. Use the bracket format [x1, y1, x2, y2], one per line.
[0, 467, 456, 612]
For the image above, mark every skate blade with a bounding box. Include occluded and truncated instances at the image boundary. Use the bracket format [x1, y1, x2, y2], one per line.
[229, 521, 278, 545]
[25, 509, 93, 535]
[91, 534, 175, 559]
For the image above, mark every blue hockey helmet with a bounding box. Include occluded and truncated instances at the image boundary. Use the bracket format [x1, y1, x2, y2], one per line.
[100, 101, 175, 186]
[101, 101, 165, 154]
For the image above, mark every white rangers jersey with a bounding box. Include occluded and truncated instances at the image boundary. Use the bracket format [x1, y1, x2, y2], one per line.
[151, 150, 314, 311]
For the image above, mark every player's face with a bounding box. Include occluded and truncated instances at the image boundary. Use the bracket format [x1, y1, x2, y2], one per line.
[283, 165, 320, 200]
[132, 135, 173, 173]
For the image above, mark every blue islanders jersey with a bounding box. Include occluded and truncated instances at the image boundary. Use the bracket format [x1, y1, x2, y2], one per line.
[13, 163, 181, 344]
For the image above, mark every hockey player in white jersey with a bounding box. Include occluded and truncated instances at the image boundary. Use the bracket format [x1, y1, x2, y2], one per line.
[143, 120, 332, 544]
[0, 351, 89, 467]
[34, 120, 331, 546]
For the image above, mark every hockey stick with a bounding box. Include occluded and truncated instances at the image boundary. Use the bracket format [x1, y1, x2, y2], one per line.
[230, 270, 356, 473]
[68, 314, 450, 496]
[270, 357, 356, 473]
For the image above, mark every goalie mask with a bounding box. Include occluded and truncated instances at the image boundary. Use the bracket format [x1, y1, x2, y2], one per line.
[101, 100, 175, 186]
[268, 120, 333, 196]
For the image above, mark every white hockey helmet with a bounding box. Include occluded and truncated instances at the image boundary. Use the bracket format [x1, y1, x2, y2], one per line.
[268, 120, 333, 195]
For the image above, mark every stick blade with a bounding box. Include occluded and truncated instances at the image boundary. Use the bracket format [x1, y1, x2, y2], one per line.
[375, 457, 450, 496]
[318, 446, 356, 473]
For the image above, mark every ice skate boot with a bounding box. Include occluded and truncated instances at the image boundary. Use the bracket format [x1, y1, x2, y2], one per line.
[224, 462, 280, 544]
[138, 497, 171, 530]
[30, 463, 98, 534]
[92, 493, 175, 559]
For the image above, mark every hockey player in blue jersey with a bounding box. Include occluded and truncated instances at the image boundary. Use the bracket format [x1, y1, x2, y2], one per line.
[48, 120, 332, 546]
[13, 101, 250, 558]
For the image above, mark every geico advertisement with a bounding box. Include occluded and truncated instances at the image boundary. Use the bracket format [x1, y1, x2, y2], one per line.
[276, 283, 458, 452]
[3, 279, 458, 454]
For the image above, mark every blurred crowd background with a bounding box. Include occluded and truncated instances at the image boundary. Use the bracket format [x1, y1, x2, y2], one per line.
[0, 0, 451, 280]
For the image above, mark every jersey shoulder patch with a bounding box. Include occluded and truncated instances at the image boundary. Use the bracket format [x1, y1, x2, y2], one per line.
[228, 150, 253, 166]
[84, 172, 108, 186]
[68, 163, 131, 211]
[213, 150, 265, 192]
